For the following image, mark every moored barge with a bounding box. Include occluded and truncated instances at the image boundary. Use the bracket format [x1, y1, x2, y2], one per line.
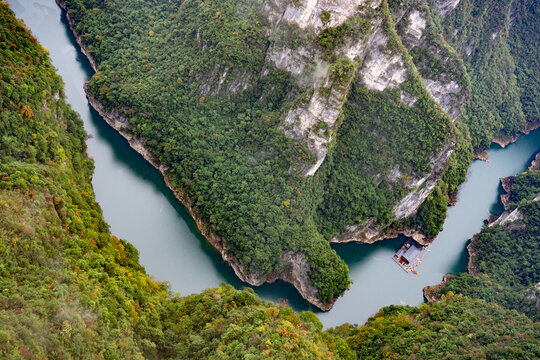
[393, 239, 428, 273]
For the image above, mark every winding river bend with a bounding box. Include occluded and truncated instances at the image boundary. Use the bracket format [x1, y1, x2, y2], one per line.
[14, 0, 540, 328]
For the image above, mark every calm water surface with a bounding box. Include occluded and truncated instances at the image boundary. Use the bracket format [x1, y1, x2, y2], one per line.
[13, 0, 540, 328]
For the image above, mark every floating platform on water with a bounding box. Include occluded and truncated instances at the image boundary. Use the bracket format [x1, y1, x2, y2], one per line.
[393, 239, 428, 274]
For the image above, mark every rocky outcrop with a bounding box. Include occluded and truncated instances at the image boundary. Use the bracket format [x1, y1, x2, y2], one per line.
[269, 0, 381, 176]
[474, 149, 489, 162]
[488, 208, 523, 227]
[393, 140, 454, 219]
[423, 274, 455, 302]
[333, 139, 454, 245]
[469, 157, 539, 271]
[487, 163, 540, 227]
[499, 176, 514, 208]
[492, 121, 540, 149]
[360, 29, 409, 93]
[433, 0, 460, 16]
[332, 221, 432, 245]
[529, 153, 540, 171]
[524, 283, 540, 312]
[281, 0, 369, 30]
[396, 2, 468, 122]
[474, 122, 540, 162]
[264, 1, 462, 246]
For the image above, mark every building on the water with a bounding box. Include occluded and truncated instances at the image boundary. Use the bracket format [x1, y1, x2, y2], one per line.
[393, 239, 428, 273]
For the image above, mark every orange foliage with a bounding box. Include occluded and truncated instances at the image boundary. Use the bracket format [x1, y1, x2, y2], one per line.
[21, 105, 34, 118]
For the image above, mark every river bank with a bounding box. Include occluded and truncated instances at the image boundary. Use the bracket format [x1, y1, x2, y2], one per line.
[474, 121, 540, 162]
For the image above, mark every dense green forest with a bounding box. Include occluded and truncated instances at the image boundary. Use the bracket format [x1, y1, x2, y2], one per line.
[437, 164, 540, 320]
[66, 0, 355, 302]
[333, 161, 540, 359]
[331, 294, 539, 359]
[56, 0, 538, 304]
[1, 3, 539, 358]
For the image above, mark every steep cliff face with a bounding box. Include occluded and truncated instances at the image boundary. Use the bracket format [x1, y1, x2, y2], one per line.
[393, 1, 468, 121]
[265, 1, 381, 176]
[57, 0, 535, 309]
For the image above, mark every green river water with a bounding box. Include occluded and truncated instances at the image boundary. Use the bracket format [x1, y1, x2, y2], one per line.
[13, 0, 540, 328]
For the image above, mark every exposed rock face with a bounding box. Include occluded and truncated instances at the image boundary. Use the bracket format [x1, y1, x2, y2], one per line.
[499, 176, 515, 208]
[423, 274, 455, 302]
[360, 30, 408, 92]
[529, 153, 540, 171]
[470, 161, 539, 270]
[333, 139, 454, 245]
[524, 283, 540, 312]
[281, 0, 369, 30]
[396, 2, 468, 121]
[424, 79, 462, 121]
[433, 0, 461, 16]
[393, 140, 454, 219]
[268, 0, 382, 176]
[406, 10, 426, 40]
[489, 164, 540, 227]
[489, 208, 523, 227]
[332, 220, 432, 245]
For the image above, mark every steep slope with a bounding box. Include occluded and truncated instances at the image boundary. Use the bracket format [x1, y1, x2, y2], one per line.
[55, 0, 470, 308]
[316, 2, 457, 242]
[0, 4, 356, 358]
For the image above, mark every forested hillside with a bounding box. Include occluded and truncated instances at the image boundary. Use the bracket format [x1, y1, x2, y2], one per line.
[430, 155, 540, 320]
[433, 0, 539, 149]
[56, 0, 538, 307]
[331, 294, 539, 359]
[1, 3, 539, 358]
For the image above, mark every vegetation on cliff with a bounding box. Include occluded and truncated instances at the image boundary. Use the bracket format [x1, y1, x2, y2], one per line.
[65, 0, 358, 302]
[54, 0, 538, 304]
[439, 165, 540, 320]
[334, 161, 540, 358]
[57, 0, 467, 302]
[432, 0, 539, 149]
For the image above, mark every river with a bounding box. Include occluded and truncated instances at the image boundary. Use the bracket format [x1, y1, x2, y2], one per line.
[13, 0, 540, 328]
